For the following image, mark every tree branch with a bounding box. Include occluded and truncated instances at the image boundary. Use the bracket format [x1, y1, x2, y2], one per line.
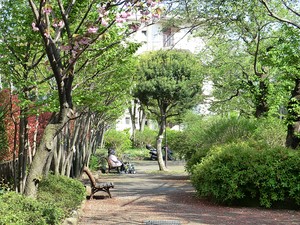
[260, 0, 300, 29]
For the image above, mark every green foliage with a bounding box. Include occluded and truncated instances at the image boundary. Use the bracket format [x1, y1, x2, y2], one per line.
[89, 155, 100, 171]
[134, 49, 204, 122]
[104, 129, 132, 153]
[191, 141, 300, 208]
[252, 118, 286, 146]
[183, 116, 258, 172]
[37, 174, 86, 216]
[123, 148, 149, 160]
[134, 127, 157, 148]
[164, 128, 182, 159]
[0, 191, 63, 225]
[0, 178, 13, 195]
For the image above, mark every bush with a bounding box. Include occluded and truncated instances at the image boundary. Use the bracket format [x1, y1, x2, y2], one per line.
[89, 154, 100, 171]
[104, 129, 131, 153]
[191, 141, 300, 208]
[164, 128, 182, 160]
[134, 127, 157, 148]
[0, 191, 63, 225]
[184, 116, 258, 172]
[0, 174, 86, 225]
[123, 148, 149, 160]
[38, 174, 86, 215]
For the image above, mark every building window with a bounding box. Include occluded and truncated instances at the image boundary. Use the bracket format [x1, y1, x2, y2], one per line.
[163, 28, 174, 47]
[125, 117, 130, 125]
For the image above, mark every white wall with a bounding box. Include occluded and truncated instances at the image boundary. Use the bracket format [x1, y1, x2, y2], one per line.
[116, 20, 210, 133]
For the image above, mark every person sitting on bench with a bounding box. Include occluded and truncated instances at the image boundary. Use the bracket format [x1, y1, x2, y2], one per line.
[107, 148, 126, 173]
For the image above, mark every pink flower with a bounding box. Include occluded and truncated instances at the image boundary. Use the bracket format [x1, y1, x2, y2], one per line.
[58, 20, 64, 27]
[79, 37, 90, 45]
[44, 31, 50, 38]
[101, 19, 109, 27]
[88, 26, 98, 33]
[120, 11, 128, 18]
[43, 6, 52, 14]
[60, 45, 72, 51]
[32, 22, 39, 31]
[116, 14, 126, 23]
[152, 13, 160, 19]
[98, 7, 108, 18]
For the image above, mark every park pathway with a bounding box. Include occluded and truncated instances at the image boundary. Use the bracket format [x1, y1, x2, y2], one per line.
[78, 161, 300, 225]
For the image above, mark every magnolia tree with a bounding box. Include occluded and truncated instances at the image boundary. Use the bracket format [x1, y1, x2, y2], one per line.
[23, 0, 164, 198]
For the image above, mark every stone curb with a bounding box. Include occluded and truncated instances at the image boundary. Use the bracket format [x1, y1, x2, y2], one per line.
[62, 199, 86, 225]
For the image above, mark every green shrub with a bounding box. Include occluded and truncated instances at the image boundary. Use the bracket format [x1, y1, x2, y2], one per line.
[134, 127, 157, 148]
[164, 128, 182, 159]
[191, 141, 300, 208]
[185, 116, 258, 172]
[38, 174, 86, 215]
[104, 129, 131, 153]
[89, 154, 100, 171]
[0, 191, 63, 225]
[123, 148, 149, 160]
[252, 118, 286, 146]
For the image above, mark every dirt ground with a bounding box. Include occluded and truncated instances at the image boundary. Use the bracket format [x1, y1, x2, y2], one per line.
[78, 161, 300, 225]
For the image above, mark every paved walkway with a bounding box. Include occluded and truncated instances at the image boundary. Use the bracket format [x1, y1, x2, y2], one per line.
[78, 161, 300, 225]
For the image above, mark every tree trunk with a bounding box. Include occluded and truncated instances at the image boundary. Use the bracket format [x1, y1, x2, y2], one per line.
[286, 78, 300, 149]
[156, 114, 167, 171]
[24, 123, 60, 198]
[139, 107, 146, 131]
[128, 101, 137, 146]
[254, 80, 269, 118]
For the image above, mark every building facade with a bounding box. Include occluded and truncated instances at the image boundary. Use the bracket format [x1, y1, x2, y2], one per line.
[116, 19, 207, 133]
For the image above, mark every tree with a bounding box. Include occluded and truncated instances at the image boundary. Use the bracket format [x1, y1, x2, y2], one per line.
[134, 49, 203, 171]
[5, 0, 164, 198]
[259, 0, 300, 148]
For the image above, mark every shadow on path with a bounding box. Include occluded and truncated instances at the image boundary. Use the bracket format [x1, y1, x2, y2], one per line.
[79, 161, 300, 225]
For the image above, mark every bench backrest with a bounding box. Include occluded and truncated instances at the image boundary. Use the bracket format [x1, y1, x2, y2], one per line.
[83, 166, 96, 187]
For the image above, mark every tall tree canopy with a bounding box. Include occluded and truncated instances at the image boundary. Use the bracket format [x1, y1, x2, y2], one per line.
[166, 0, 300, 148]
[0, 0, 164, 197]
[134, 49, 204, 170]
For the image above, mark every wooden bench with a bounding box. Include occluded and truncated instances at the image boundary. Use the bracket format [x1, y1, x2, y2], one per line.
[83, 166, 114, 199]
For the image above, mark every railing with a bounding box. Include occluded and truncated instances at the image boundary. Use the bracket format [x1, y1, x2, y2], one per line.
[0, 160, 18, 182]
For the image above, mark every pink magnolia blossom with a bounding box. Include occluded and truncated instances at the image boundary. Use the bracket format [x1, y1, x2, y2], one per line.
[116, 14, 126, 23]
[43, 6, 52, 14]
[98, 7, 108, 18]
[32, 22, 39, 31]
[58, 20, 64, 27]
[88, 26, 98, 34]
[120, 11, 129, 18]
[44, 31, 50, 38]
[101, 19, 109, 27]
[79, 37, 90, 45]
[152, 13, 160, 19]
[60, 45, 72, 51]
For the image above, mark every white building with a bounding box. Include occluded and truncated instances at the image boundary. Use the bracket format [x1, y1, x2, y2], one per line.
[116, 18, 208, 133]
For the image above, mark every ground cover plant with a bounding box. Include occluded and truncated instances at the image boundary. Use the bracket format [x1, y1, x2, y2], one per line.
[0, 174, 85, 225]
